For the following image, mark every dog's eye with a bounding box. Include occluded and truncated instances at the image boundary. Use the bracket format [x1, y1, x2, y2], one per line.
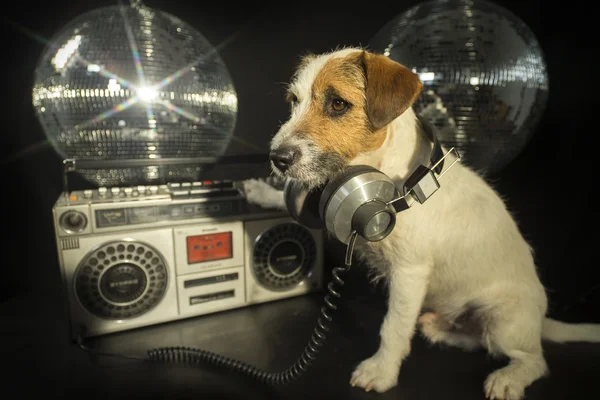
[331, 98, 348, 112]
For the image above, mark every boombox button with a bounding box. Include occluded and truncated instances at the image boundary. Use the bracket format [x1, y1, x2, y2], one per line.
[148, 186, 159, 194]
[111, 187, 121, 196]
[124, 187, 133, 196]
[212, 180, 233, 189]
[172, 190, 189, 198]
[83, 190, 93, 199]
[98, 187, 107, 196]
[69, 194, 78, 201]
[190, 189, 209, 196]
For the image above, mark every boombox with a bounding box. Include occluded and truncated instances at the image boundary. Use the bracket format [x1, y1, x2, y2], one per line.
[52, 179, 324, 339]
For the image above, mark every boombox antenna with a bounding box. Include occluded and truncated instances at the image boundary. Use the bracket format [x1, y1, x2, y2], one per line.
[62, 158, 76, 205]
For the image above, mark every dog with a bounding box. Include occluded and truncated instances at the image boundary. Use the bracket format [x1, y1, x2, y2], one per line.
[242, 47, 600, 400]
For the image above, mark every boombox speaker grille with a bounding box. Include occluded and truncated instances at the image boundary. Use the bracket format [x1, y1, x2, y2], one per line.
[252, 223, 317, 291]
[74, 240, 168, 320]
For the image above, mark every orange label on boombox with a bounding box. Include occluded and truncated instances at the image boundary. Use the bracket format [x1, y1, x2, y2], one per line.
[186, 232, 233, 264]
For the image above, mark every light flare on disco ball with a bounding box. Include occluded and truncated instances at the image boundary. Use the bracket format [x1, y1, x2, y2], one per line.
[369, 0, 549, 175]
[32, 0, 238, 186]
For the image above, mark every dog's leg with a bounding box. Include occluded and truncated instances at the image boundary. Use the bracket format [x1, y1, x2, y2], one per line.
[350, 264, 430, 393]
[482, 306, 549, 400]
[418, 312, 482, 351]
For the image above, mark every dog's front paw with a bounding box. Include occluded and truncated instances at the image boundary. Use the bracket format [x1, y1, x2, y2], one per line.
[484, 369, 525, 400]
[350, 354, 400, 393]
[241, 178, 266, 205]
[241, 178, 286, 210]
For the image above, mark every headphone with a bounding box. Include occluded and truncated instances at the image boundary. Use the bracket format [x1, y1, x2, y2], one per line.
[283, 115, 460, 245]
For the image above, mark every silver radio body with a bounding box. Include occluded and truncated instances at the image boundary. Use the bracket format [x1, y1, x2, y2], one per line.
[52, 181, 324, 338]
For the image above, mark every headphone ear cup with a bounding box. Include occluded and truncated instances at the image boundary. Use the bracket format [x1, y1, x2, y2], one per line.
[318, 165, 399, 244]
[318, 165, 382, 222]
[283, 179, 324, 229]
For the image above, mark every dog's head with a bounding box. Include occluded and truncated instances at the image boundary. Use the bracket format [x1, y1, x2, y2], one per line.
[269, 48, 423, 189]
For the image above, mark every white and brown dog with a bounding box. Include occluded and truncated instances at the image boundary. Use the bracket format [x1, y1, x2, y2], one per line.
[242, 47, 600, 400]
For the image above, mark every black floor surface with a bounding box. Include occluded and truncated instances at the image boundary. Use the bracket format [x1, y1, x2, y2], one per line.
[2, 258, 598, 400]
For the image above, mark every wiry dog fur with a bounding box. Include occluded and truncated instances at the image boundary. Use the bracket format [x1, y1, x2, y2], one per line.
[242, 47, 600, 400]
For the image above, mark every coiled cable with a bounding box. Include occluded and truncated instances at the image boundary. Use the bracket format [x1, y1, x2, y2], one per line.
[146, 262, 351, 385]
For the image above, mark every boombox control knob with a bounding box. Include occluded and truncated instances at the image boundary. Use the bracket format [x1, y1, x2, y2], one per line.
[59, 210, 87, 233]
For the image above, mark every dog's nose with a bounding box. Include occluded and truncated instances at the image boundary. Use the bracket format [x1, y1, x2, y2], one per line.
[270, 147, 298, 173]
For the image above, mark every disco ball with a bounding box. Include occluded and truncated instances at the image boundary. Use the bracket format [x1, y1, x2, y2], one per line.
[369, 0, 549, 175]
[32, 0, 238, 186]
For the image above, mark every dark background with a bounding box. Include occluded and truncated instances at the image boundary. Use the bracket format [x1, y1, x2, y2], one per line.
[1, 0, 599, 398]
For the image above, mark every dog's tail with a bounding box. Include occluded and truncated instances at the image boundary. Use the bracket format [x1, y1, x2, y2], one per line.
[542, 318, 600, 343]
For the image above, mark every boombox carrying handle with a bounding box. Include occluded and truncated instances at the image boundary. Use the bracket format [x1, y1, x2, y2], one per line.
[59, 154, 272, 205]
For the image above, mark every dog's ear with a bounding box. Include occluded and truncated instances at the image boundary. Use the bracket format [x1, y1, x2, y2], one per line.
[356, 51, 423, 131]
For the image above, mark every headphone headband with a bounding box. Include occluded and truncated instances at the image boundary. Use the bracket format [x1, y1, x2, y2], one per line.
[416, 114, 445, 174]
